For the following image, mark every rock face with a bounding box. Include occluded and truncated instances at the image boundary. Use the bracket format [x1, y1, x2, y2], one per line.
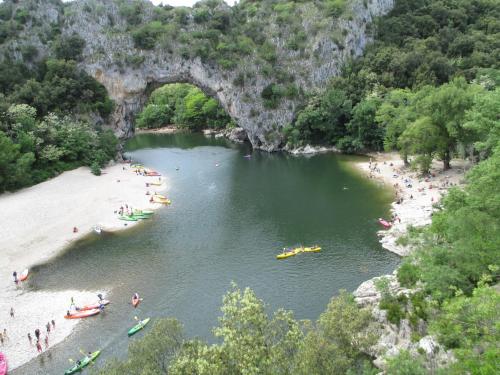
[354, 273, 455, 371]
[0, 0, 394, 150]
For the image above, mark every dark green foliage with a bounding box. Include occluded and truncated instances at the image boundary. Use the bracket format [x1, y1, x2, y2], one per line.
[53, 34, 86, 61]
[290, 0, 500, 151]
[132, 22, 165, 50]
[0, 105, 118, 192]
[261, 83, 284, 109]
[13, 59, 113, 118]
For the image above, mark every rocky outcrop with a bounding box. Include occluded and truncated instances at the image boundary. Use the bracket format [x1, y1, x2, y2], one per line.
[0, 0, 394, 150]
[354, 273, 455, 371]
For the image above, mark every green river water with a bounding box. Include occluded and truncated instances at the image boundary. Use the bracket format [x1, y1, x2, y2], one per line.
[16, 133, 399, 374]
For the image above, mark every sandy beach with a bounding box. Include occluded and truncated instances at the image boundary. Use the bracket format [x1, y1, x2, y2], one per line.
[354, 153, 469, 256]
[0, 163, 168, 370]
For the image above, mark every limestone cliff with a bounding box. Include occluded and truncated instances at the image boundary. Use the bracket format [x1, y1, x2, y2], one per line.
[0, 0, 394, 150]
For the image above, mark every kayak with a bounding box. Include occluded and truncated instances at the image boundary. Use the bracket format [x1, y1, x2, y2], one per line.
[128, 318, 150, 336]
[132, 214, 151, 220]
[276, 247, 302, 259]
[64, 351, 101, 375]
[378, 218, 392, 228]
[64, 309, 100, 319]
[153, 194, 167, 199]
[132, 296, 141, 308]
[146, 172, 161, 176]
[134, 210, 154, 216]
[119, 215, 138, 221]
[0, 352, 7, 375]
[18, 268, 29, 281]
[303, 246, 321, 253]
[148, 182, 163, 186]
[78, 300, 110, 311]
[152, 196, 171, 204]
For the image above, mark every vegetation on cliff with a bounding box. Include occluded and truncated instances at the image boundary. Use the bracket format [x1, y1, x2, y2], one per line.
[0, 0, 117, 191]
[136, 83, 231, 130]
[287, 0, 500, 160]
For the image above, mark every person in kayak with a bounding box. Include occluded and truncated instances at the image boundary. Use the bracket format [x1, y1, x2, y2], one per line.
[66, 310, 71, 317]
[99, 303, 105, 312]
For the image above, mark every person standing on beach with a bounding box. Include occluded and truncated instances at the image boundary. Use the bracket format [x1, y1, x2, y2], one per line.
[36, 339, 42, 353]
[44, 335, 49, 349]
[51, 319, 55, 330]
[46, 322, 51, 335]
[28, 333, 32, 345]
[3, 329, 7, 341]
[70, 297, 75, 309]
[35, 328, 40, 341]
[13, 271, 17, 284]
[0, 332, 3, 346]
[10, 307, 14, 318]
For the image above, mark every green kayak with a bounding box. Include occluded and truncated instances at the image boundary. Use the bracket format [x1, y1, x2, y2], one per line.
[64, 351, 101, 375]
[119, 216, 138, 221]
[134, 210, 154, 216]
[132, 214, 151, 220]
[128, 318, 151, 336]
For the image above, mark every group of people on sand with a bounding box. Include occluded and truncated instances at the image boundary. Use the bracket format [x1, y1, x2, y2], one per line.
[30, 321, 55, 353]
[117, 204, 134, 216]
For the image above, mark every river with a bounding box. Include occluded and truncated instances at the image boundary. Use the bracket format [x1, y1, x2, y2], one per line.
[15, 133, 399, 374]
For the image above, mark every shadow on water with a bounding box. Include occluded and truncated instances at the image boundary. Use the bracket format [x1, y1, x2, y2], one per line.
[15, 133, 399, 375]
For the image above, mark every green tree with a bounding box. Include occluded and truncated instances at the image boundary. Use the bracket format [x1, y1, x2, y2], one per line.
[295, 291, 376, 375]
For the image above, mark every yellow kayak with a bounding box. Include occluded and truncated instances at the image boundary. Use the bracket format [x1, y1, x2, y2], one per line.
[303, 246, 321, 253]
[148, 182, 163, 186]
[153, 194, 167, 199]
[152, 196, 171, 204]
[276, 247, 302, 259]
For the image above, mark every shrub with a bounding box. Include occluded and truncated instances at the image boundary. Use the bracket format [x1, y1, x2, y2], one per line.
[53, 35, 86, 61]
[90, 162, 101, 176]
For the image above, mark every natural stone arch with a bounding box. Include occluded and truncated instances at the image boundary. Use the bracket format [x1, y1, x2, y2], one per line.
[62, 0, 394, 150]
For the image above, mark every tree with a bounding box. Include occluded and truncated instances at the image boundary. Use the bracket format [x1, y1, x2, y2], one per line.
[53, 35, 86, 61]
[295, 291, 376, 375]
[464, 88, 500, 159]
[347, 96, 383, 151]
[385, 350, 427, 375]
[430, 284, 500, 374]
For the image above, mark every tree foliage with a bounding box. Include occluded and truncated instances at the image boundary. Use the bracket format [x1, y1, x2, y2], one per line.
[136, 83, 230, 130]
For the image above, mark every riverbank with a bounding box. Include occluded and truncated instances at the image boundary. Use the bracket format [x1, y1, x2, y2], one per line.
[353, 152, 469, 256]
[135, 125, 183, 134]
[0, 163, 168, 370]
[352, 152, 469, 369]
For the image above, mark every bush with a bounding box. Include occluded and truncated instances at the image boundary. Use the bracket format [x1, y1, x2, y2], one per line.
[90, 162, 101, 176]
[53, 35, 86, 61]
[397, 261, 420, 287]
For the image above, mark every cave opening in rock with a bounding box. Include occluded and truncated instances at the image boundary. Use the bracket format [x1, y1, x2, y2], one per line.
[134, 83, 235, 133]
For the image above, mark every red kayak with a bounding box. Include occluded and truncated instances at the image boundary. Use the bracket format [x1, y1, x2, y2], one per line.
[78, 300, 110, 311]
[18, 269, 29, 282]
[0, 352, 7, 375]
[146, 172, 161, 177]
[64, 308, 100, 319]
[378, 218, 392, 228]
[132, 295, 141, 308]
